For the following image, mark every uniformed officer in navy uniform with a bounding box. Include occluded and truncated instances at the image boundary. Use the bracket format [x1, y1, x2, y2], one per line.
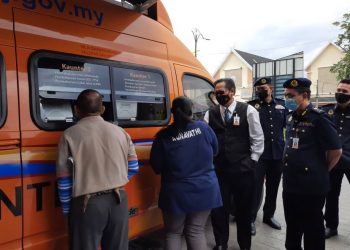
[321, 79, 350, 239]
[282, 78, 342, 250]
[248, 77, 287, 235]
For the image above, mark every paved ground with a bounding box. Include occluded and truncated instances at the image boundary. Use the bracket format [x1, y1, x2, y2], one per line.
[133, 179, 350, 250]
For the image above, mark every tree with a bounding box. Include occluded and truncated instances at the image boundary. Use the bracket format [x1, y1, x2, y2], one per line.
[330, 13, 350, 80]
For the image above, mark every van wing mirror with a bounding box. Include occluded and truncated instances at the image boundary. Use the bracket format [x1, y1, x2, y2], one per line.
[208, 91, 218, 105]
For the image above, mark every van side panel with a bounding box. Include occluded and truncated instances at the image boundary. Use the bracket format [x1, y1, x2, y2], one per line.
[13, 8, 173, 248]
[0, 7, 22, 250]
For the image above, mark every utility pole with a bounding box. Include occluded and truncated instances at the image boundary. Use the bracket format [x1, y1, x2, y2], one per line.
[316, 79, 319, 108]
[192, 28, 210, 57]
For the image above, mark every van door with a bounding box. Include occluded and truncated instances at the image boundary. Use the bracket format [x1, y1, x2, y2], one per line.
[174, 64, 214, 120]
[0, 40, 22, 250]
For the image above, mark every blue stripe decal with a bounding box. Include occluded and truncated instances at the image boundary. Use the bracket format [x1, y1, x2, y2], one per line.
[23, 163, 56, 176]
[133, 141, 153, 146]
[0, 163, 56, 178]
[0, 160, 151, 178]
[0, 164, 21, 177]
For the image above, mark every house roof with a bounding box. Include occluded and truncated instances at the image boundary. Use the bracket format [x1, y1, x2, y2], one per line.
[213, 49, 272, 77]
[305, 42, 344, 70]
[234, 49, 272, 66]
[277, 51, 304, 60]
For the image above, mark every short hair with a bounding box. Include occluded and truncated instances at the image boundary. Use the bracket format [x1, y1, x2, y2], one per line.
[214, 78, 236, 92]
[340, 79, 350, 84]
[76, 89, 103, 114]
[295, 88, 311, 100]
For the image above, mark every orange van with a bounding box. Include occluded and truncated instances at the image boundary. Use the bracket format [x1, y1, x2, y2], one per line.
[0, 0, 215, 249]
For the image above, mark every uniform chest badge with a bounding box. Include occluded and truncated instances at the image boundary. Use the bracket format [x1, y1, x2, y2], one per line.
[275, 104, 285, 110]
[328, 109, 334, 116]
[255, 103, 260, 109]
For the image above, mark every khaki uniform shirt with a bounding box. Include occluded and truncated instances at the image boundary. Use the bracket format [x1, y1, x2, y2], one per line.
[56, 116, 136, 197]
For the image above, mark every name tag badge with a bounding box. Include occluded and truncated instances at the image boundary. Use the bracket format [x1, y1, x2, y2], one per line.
[233, 114, 240, 126]
[275, 104, 285, 110]
[292, 137, 299, 149]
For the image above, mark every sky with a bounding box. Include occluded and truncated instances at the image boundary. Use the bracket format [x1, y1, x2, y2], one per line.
[161, 0, 350, 75]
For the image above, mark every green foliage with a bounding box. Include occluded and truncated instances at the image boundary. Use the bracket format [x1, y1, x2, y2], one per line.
[330, 13, 350, 80]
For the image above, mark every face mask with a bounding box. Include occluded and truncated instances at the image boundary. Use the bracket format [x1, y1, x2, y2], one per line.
[257, 90, 268, 101]
[216, 94, 230, 106]
[335, 92, 350, 104]
[285, 98, 298, 111]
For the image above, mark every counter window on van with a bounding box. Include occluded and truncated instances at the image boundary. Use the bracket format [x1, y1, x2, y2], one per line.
[112, 67, 167, 123]
[31, 56, 113, 130]
[0, 53, 6, 127]
[30, 52, 169, 130]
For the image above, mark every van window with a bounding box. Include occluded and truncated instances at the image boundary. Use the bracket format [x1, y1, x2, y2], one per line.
[31, 54, 113, 130]
[112, 67, 167, 125]
[30, 52, 169, 130]
[0, 53, 6, 127]
[182, 74, 214, 120]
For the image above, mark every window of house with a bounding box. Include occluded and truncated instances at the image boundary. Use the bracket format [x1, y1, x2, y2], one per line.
[182, 74, 214, 120]
[30, 52, 169, 130]
[0, 53, 6, 127]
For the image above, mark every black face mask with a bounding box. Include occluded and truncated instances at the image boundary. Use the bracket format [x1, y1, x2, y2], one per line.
[216, 94, 230, 106]
[335, 92, 350, 104]
[257, 90, 268, 101]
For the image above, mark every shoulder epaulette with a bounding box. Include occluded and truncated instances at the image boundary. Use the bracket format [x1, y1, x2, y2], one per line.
[310, 108, 325, 114]
[319, 103, 336, 109]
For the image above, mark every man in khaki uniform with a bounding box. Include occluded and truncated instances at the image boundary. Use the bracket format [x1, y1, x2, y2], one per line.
[56, 89, 139, 250]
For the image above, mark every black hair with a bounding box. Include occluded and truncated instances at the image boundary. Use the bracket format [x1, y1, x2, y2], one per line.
[214, 78, 236, 93]
[340, 79, 350, 84]
[76, 89, 103, 114]
[295, 88, 311, 100]
[156, 96, 193, 139]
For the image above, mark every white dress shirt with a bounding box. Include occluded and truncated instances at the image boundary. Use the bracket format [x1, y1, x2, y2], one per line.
[204, 100, 264, 162]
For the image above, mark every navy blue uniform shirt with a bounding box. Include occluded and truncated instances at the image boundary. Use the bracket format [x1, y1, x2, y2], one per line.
[248, 97, 288, 160]
[283, 103, 341, 195]
[321, 104, 350, 168]
[150, 121, 222, 215]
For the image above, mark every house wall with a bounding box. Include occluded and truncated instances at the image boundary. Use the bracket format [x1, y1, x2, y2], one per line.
[213, 53, 253, 100]
[306, 44, 344, 96]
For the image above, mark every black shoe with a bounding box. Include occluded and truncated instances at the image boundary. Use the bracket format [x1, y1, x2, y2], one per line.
[251, 222, 256, 236]
[213, 245, 228, 250]
[263, 217, 282, 230]
[325, 227, 338, 239]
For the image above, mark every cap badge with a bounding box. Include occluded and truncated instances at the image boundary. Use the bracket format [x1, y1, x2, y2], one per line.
[291, 80, 298, 87]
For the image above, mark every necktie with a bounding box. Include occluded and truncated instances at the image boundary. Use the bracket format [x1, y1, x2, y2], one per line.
[224, 108, 230, 124]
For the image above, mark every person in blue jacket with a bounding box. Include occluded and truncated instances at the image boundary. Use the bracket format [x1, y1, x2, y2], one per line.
[150, 96, 222, 250]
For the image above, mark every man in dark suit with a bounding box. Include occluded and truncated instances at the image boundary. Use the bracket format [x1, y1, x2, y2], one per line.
[204, 78, 264, 250]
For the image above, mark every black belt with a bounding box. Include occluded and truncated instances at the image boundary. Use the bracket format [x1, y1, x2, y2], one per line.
[90, 189, 114, 197]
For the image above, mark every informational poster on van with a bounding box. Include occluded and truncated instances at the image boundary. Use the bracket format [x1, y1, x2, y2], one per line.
[113, 68, 165, 100]
[37, 58, 111, 100]
[116, 101, 137, 120]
